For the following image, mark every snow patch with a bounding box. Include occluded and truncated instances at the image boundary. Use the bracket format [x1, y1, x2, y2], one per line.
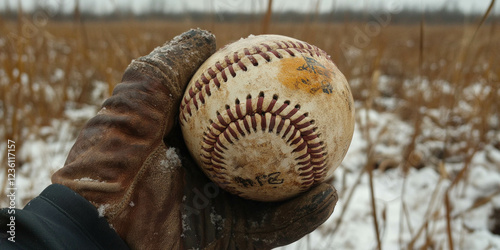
[97, 204, 110, 218]
[97, 107, 107, 115]
[64, 104, 98, 122]
[51, 68, 65, 82]
[486, 145, 500, 164]
[160, 147, 182, 171]
[210, 207, 225, 231]
[91, 80, 109, 102]
[181, 214, 191, 232]
[74, 177, 106, 183]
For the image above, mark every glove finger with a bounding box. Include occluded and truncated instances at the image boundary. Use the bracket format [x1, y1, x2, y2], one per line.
[54, 29, 215, 200]
[122, 28, 216, 138]
[234, 182, 338, 249]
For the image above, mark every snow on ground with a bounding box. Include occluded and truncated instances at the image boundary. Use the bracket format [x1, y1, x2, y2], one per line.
[1, 76, 500, 249]
[1, 104, 97, 206]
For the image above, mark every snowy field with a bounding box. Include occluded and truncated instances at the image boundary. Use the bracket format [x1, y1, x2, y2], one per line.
[1, 19, 499, 249]
[2, 77, 499, 249]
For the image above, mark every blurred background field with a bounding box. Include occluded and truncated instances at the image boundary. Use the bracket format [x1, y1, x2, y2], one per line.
[1, 0, 500, 249]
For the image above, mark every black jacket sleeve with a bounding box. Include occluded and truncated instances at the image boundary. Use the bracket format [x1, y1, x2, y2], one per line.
[0, 184, 129, 250]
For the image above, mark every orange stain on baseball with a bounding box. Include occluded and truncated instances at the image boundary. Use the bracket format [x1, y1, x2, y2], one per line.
[278, 56, 335, 95]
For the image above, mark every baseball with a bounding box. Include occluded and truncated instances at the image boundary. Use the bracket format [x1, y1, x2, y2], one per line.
[179, 34, 355, 202]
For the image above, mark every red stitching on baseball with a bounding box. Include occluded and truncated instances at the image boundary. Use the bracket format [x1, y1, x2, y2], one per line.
[198, 91, 205, 104]
[199, 96, 328, 187]
[233, 52, 239, 62]
[201, 74, 209, 84]
[188, 88, 195, 98]
[269, 115, 276, 131]
[227, 124, 238, 139]
[179, 38, 329, 119]
[228, 64, 236, 77]
[237, 60, 247, 71]
[250, 115, 257, 131]
[195, 80, 202, 90]
[215, 62, 224, 71]
[204, 84, 212, 96]
[192, 94, 199, 110]
[226, 107, 236, 121]
[211, 122, 224, 132]
[207, 68, 217, 78]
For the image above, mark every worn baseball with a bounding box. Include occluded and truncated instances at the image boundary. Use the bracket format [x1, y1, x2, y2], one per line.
[179, 34, 355, 202]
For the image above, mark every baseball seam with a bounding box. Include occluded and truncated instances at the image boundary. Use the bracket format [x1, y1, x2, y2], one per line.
[199, 92, 328, 192]
[179, 39, 328, 122]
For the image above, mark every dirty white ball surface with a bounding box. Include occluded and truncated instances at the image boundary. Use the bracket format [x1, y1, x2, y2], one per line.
[180, 34, 354, 202]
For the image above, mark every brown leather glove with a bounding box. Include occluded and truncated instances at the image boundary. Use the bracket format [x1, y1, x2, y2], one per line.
[52, 29, 338, 249]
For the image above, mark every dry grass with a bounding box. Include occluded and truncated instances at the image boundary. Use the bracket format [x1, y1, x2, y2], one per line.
[2, 19, 497, 133]
[0, 9, 499, 249]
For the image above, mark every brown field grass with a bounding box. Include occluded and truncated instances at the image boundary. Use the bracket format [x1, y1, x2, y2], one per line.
[1, 12, 499, 249]
[1, 19, 498, 140]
